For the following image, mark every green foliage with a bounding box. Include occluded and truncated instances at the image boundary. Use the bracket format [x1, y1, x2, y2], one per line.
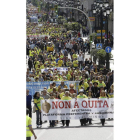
[100, 68, 104, 70]
[31, 0, 38, 7]
[91, 49, 113, 60]
[97, 49, 106, 59]
[63, 22, 81, 30]
[91, 33, 97, 40]
[67, 18, 76, 22]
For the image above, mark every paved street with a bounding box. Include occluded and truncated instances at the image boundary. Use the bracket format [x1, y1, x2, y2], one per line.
[31, 111, 113, 140]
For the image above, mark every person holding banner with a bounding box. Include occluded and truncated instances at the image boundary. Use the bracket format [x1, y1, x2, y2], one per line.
[69, 84, 77, 95]
[99, 90, 108, 126]
[58, 81, 67, 91]
[48, 92, 56, 127]
[61, 91, 72, 127]
[77, 89, 88, 126]
[33, 92, 44, 128]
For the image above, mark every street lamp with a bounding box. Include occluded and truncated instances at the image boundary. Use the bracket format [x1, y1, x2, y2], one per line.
[92, 0, 113, 70]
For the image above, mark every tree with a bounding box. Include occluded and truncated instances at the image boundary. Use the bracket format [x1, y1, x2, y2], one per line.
[91, 49, 113, 68]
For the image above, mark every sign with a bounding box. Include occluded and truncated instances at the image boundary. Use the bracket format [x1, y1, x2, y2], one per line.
[104, 34, 110, 39]
[26, 81, 80, 97]
[41, 98, 114, 120]
[89, 17, 95, 21]
[96, 33, 105, 36]
[96, 43, 102, 49]
[97, 36, 105, 39]
[97, 30, 105, 33]
[41, 67, 68, 74]
[105, 46, 112, 53]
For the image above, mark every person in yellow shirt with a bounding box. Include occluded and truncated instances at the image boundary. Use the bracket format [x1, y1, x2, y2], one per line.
[57, 73, 63, 81]
[107, 88, 114, 98]
[29, 49, 33, 57]
[40, 63, 45, 70]
[60, 52, 64, 59]
[59, 88, 66, 99]
[97, 78, 106, 88]
[78, 80, 89, 91]
[62, 76, 67, 81]
[26, 108, 37, 140]
[54, 76, 59, 81]
[33, 92, 44, 128]
[77, 89, 88, 98]
[58, 58, 63, 67]
[51, 60, 56, 67]
[47, 83, 53, 93]
[73, 58, 78, 68]
[92, 77, 98, 84]
[35, 60, 40, 69]
[61, 90, 72, 127]
[77, 89, 87, 126]
[72, 53, 78, 60]
[66, 71, 71, 80]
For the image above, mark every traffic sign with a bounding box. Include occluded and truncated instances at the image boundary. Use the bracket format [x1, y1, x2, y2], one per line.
[96, 43, 102, 49]
[89, 17, 95, 21]
[105, 46, 112, 53]
[97, 30, 105, 33]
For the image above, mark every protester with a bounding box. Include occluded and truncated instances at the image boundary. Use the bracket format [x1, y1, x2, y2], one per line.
[33, 92, 43, 128]
[26, 89, 32, 118]
[48, 92, 55, 127]
[26, 108, 37, 140]
[99, 90, 108, 126]
[77, 89, 88, 126]
[61, 91, 72, 127]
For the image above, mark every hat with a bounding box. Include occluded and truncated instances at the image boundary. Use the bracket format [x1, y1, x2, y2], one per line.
[93, 82, 98, 85]
[79, 89, 84, 93]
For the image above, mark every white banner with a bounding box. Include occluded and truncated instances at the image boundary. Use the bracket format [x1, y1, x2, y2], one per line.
[41, 98, 114, 121]
[41, 67, 68, 74]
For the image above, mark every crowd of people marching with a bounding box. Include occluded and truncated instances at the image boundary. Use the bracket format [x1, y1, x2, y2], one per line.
[26, 22, 114, 129]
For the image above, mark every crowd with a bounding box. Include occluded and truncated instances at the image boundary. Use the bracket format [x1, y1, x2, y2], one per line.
[26, 22, 114, 130]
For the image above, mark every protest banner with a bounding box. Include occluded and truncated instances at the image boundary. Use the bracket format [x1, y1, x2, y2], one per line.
[26, 81, 80, 97]
[41, 98, 114, 120]
[41, 67, 68, 74]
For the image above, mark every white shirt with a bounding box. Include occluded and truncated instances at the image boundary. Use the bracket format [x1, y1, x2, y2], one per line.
[69, 44, 73, 49]
[29, 77, 35, 82]
[65, 43, 70, 48]
[78, 55, 84, 61]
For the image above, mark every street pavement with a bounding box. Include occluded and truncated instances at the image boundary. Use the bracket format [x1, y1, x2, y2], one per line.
[31, 108, 113, 140]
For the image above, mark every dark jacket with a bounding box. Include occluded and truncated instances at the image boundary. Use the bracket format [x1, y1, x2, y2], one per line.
[73, 44, 77, 50]
[28, 59, 33, 67]
[102, 69, 109, 75]
[86, 86, 94, 93]
[85, 61, 89, 66]
[94, 68, 99, 72]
